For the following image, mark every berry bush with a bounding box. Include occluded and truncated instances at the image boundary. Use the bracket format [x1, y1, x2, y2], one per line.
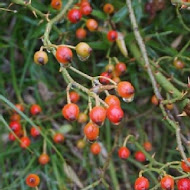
[0, 0, 190, 189]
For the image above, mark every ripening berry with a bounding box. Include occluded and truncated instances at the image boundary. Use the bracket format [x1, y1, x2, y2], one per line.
[80, 3, 92, 15]
[10, 113, 21, 122]
[77, 139, 86, 149]
[134, 177, 149, 190]
[62, 103, 79, 121]
[56, 46, 73, 65]
[99, 72, 112, 85]
[30, 127, 41, 138]
[20, 136, 31, 148]
[69, 91, 80, 103]
[89, 106, 106, 126]
[107, 30, 118, 42]
[118, 147, 130, 159]
[103, 3, 114, 14]
[67, 9, 82, 23]
[75, 42, 92, 59]
[77, 112, 88, 123]
[9, 121, 21, 133]
[177, 178, 190, 190]
[76, 28, 87, 40]
[135, 151, 146, 162]
[106, 105, 124, 124]
[151, 95, 159, 106]
[51, 0, 62, 10]
[181, 158, 190, 172]
[34, 51, 48, 65]
[53, 133, 64, 144]
[173, 59, 185, 69]
[14, 104, 24, 112]
[38, 153, 50, 165]
[117, 81, 135, 99]
[105, 95, 120, 107]
[90, 142, 101, 155]
[112, 76, 121, 83]
[105, 64, 115, 73]
[83, 122, 99, 141]
[166, 104, 174, 110]
[143, 141, 152, 152]
[86, 19, 98, 31]
[26, 174, 40, 187]
[30, 104, 42, 115]
[115, 62, 127, 76]
[160, 175, 174, 190]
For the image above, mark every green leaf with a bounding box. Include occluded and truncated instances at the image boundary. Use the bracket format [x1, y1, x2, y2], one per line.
[91, 10, 107, 20]
[112, 6, 127, 23]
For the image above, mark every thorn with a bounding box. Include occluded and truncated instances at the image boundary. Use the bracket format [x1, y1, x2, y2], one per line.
[178, 111, 187, 117]
[8, 3, 14, 8]
[151, 152, 156, 158]
[32, 10, 37, 18]
[59, 66, 63, 72]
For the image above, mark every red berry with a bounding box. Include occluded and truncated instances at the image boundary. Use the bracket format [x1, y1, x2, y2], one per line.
[151, 95, 159, 106]
[105, 95, 120, 107]
[135, 177, 149, 190]
[106, 105, 124, 124]
[135, 151, 146, 162]
[38, 153, 50, 165]
[181, 158, 190, 172]
[9, 133, 17, 141]
[9, 121, 21, 133]
[117, 81, 135, 99]
[115, 62, 127, 76]
[143, 141, 152, 152]
[90, 142, 101, 155]
[67, 9, 82, 23]
[69, 91, 80, 103]
[89, 106, 106, 126]
[99, 72, 112, 85]
[118, 147, 130, 159]
[30, 127, 41, 138]
[30, 104, 42, 115]
[86, 19, 98, 31]
[26, 174, 40, 187]
[160, 175, 174, 190]
[83, 122, 99, 141]
[51, 0, 62, 10]
[56, 46, 73, 65]
[14, 104, 24, 112]
[80, 4, 92, 15]
[53, 133, 64, 143]
[20, 137, 31, 148]
[76, 28, 87, 40]
[62, 103, 79, 121]
[107, 30, 118, 42]
[177, 178, 190, 190]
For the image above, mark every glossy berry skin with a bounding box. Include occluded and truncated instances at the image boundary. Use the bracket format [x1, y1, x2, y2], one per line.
[115, 62, 127, 76]
[77, 139, 86, 149]
[83, 122, 99, 141]
[173, 59, 185, 69]
[20, 137, 31, 149]
[30, 127, 40, 138]
[135, 151, 146, 162]
[62, 103, 79, 121]
[105, 95, 120, 107]
[76, 28, 87, 40]
[151, 95, 159, 106]
[103, 3, 114, 14]
[53, 133, 64, 144]
[78, 112, 88, 123]
[14, 104, 24, 112]
[38, 153, 50, 165]
[26, 174, 40, 187]
[177, 178, 190, 190]
[80, 4, 92, 15]
[90, 106, 106, 126]
[69, 91, 80, 103]
[67, 9, 82, 23]
[143, 141, 152, 152]
[86, 19, 98, 31]
[117, 81, 135, 98]
[30, 104, 42, 115]
[9, 121, 21, 132]
[118, 147, 130, 159]
[99, 72, 112, 85]
[160, 175, 174, 190]
[34, 51, 48, 65]
[90, 142, 101, 155]
[51, 0, 62, 10]
[76, 42, 92, 58]
[10, 113, 21, 122]
[181, 158, 190, 172]
[56, 46, 73, 65]
[107, 30, 118, 42]
[135, 177, 149, 190]
[106, 105, 124, 125]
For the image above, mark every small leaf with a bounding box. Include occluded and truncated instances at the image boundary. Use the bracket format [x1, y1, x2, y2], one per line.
[116, 32, 128, 57]
[112, 6, 127, 23]
[91, 10, 107, 20]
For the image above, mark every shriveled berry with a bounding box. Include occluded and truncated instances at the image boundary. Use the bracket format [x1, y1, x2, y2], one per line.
[67, 9, 82, 23]
[86, 19, 98, 31]
[117, 81, 135, 99]
[30, 104, 42, 115]
[56, 46, 73, 65]
[34, 51, 48, 65]
[106, 105, 124, 124]
[62, 103, 79, 121]
[181, 158, 190, 172]
[107, 30, 118, 42]
[38, 153, 50, 165]
[9, 121, 21, 132]
[90, 142, 101, 155]
[76, 28, 87, 40]
[135, 151, 146, 162]
[99, 72, 112, 85]
[76, 42, 92, 59]
[77, 112, 88, 123]
[30, 127, 41, 138]
[69, 91, 80, 103]
[118, 147, 130, 159]
[103, 3, 114, 14]
[151, 95, 159, 106]
[115, 62, 127, 76]
[105, 95, 120, 107]
[89, 106, 106, 126]
[135, 177, 149, 190]
[143, 141, 152, 152]
[53, 133, 64, 143]
[26, 174, 40, 187]
[160, 175, 174, 190]
[20, 136, 31, 148]
[177, 178, 190, 190]
[83, 122, 99, 141]
[51, 0, 62, 10]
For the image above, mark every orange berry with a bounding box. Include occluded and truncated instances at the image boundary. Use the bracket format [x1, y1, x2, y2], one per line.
[103, 3, 114, 14]
[143, 141, 152, 152]
[53, 133, 64, 144]
[181, 158, 190, 172]
[10, 113, 21, 122]
[20, 137, 31, 149]
[14, 104, 24, 112]
[76, 28, 87, 40]
[34, 51, 48, 65]
[166, 103, 174, 110]
[115, 62, 127, 76]
[105, 95, 120, 107]
[86, 19, 98, 31]
[30, 104, 42, 115]
[69, 91, 80, 103]
[38, 153, 50, 165]
[83, 122, 99, 141]
[51, 0, 62, 10]
[26, 174, 40, 187]
[117, 81, 135, 98]
[62, 103, 79, 121]
[151, 95, 159, 106]
[90, 142, 101, 155]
